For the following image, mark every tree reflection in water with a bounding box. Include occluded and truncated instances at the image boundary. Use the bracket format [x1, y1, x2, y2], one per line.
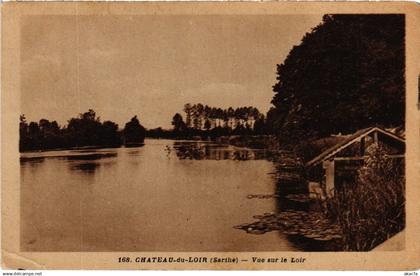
[273, 172, 342, 251]
[72, 162, 101, 173]
[68, 152, 117, 173]
[21, 151, 118, 174]
[172, 141, 272, 161]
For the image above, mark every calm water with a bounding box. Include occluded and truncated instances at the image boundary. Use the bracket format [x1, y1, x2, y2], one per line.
[20, 139, 298, 251]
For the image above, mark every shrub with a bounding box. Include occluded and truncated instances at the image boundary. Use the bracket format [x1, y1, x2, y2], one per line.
[326, 143, 405, 251]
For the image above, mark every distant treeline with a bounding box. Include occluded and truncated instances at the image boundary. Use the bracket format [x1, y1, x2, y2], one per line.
[146, 124, 265, 140]
[147, 103, 275, 139]
[19, 109, 146, 152]
[150, 15, 405, 145]
[181, 104, 262, 130]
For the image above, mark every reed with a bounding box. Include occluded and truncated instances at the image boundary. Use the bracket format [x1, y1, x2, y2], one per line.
[325, 144, 405, 251]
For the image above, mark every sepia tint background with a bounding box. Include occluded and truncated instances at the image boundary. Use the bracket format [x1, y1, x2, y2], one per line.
[19, 13, 406, 253]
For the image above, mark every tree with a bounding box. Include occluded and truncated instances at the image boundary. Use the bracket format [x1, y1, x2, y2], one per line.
[183, 103, 192, 128]
[19, 115, 28, 136]
[19, 115, 29, 151]
[123, 115, 146, 145]
[253, 115, 265, 135]
[19, 110, 123, 151]
[101, 121, 120, 147]
[233, 124, 246, 135]
[80, 109, 98, 122]
[204, 119, 211, 131]
[172, 113, 186, 132]
[28, 122, 40, 137]
[37, 119, 62, 149]
[39, 119, 59, 137]
[26, 122, 41, 150]
[203, 105, 211, 122]
[67, 109, 102, 147]
[269, 14, 405, 145]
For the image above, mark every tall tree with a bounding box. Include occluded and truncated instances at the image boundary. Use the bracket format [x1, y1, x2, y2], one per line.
[183, 103, 192, 128]
[19, 115, 29, 151]
[172, 113, 186, 132]
[123, 115, 146, 145]
[19, 115, 28, 139]
[253, 115, 266, 135]
[270, 14, 405, 144]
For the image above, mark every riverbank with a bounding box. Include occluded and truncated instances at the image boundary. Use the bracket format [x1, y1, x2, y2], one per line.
[145, 134, 280, 151]
[228, 130, 405, 252]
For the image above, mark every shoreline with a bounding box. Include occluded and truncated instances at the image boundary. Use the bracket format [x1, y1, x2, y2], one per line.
[20, 135, 279, 153]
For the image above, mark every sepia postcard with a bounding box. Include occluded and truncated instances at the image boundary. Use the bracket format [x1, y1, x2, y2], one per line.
[2, 1, 420, 270]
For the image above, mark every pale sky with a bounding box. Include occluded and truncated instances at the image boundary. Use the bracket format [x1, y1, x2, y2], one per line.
[21, 14, 322, 129]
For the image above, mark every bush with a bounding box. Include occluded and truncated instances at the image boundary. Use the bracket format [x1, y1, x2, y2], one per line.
[326, 143, 405, 251]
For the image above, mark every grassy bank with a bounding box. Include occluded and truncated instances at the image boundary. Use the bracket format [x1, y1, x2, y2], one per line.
[323, 144, 405, 251]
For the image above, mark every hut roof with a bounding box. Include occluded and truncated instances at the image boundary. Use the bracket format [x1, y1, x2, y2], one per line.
[306, 127, 405, 167]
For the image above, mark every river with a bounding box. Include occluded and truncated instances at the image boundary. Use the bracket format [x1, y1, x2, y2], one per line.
[20, 139, 300, 251]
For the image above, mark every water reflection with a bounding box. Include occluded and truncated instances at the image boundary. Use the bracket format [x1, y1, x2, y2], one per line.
[21, 139, 296, 252]
[173, 141, 273, 161]
[172, 141, 341, 251]
[66, 153, 117, 161]
[21, 141, 341, 252]
[273, 170, 341, 251]
[20, 150, 118, 175]
[232, 153, 341, 251]
[20, 156, 45, 166]
[20, 151, 117, 162]
[67, 152, 118, 173]
[127, 150, 141, 155]
[71, 162, 101, 173]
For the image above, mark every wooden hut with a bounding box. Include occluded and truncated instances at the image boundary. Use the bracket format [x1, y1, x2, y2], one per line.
[306, 127, 405, 198]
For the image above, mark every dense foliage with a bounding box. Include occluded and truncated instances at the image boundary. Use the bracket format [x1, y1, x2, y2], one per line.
[270, 14, 405, 145]
[326, 144, 405, 251]
[123, 116, 146, 146]
[19, 110, 146, 152]
[182, 103, 263, 130]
